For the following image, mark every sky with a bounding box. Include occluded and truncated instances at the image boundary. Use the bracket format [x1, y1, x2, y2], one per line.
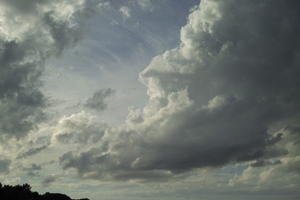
[0, 0, 300, 200]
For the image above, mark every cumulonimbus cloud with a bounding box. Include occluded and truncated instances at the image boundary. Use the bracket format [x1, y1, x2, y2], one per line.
[59, 0, 300, 182]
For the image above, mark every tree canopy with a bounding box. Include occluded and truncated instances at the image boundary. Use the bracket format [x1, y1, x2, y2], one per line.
[0, 183, 89, 200]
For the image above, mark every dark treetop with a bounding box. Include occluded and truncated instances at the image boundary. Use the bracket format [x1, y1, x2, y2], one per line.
[0, 183, 89, 200]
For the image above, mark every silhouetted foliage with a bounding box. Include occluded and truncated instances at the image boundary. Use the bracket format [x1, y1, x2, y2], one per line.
[0, 183, 89, 200]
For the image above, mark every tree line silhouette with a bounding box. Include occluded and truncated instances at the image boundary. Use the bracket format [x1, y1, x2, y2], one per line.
[0, 183, 89, 200]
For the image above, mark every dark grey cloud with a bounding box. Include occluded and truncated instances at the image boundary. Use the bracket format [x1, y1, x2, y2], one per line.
[0, 0, 100, 139]
[22, 163, 42, 176]
[85, 88, 115, 111]
[42, 174, 58, 187]
[0, 39, 46, 139]
[59, 0, 300, 182]
[17, 144, 49, 159]
[1, 0, 48, 13]
[0, 159, 11, 174]
[251, 160, 282, 168]
[16, 135, 51, 159]
[59, 150, 175, 181]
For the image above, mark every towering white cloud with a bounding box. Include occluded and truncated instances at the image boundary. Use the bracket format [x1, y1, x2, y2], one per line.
[60, 0, 300, 184]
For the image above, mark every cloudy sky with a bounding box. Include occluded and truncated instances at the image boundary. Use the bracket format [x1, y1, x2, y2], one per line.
[1, 0, 300, 200]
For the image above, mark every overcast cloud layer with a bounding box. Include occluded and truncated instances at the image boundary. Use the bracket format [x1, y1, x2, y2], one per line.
[1, 0, 300, 200]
